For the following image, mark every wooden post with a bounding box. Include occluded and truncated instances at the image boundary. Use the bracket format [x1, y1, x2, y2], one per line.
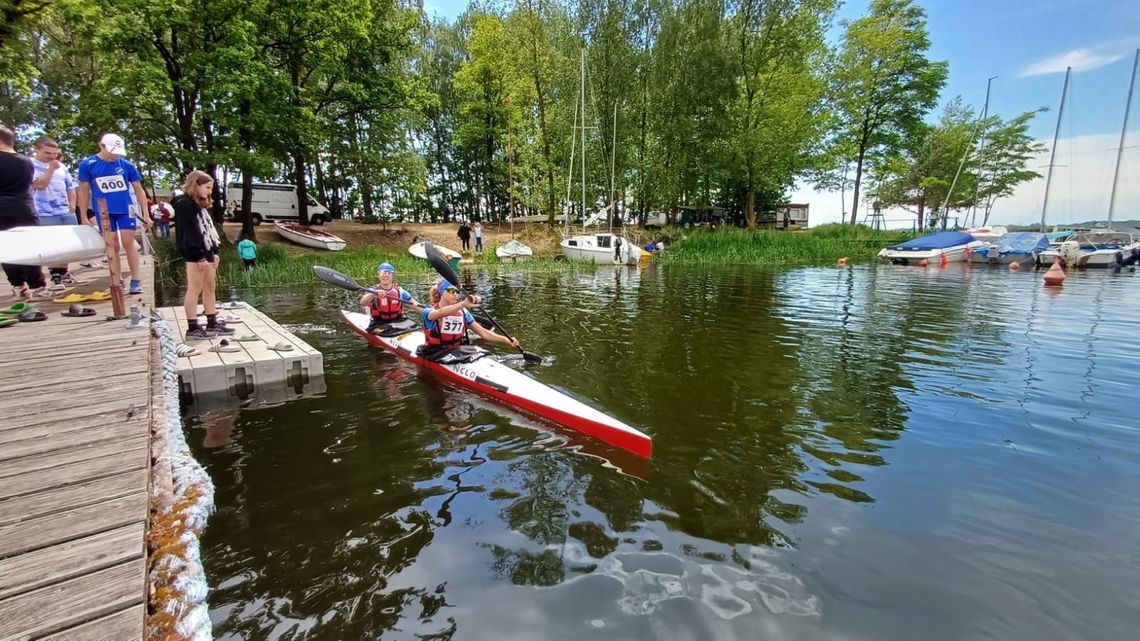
[97, 197, 127, 318]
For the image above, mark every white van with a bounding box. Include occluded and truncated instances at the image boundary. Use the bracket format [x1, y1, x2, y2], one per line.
[226, 182, 332, 226]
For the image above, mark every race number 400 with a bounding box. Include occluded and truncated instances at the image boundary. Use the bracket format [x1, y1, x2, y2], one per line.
[94, 175, 128, 193]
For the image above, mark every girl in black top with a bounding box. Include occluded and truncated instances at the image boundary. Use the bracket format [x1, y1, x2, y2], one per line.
[0, 125, 47, 296]
[174, 170, 231, 338]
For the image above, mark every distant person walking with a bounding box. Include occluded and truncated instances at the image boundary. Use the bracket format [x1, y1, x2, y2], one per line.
[0, 125, 49, 299]
[457, 220, 471, 252]
[77, 133, 153, 294]
[473, 221, 484, 254]
[30, 135, 79, 289]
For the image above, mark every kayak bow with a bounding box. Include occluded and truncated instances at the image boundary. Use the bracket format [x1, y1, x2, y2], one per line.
[341, 310, 652, 458]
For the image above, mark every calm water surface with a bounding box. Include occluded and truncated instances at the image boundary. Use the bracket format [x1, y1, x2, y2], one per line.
[186, 264, 1140, 640]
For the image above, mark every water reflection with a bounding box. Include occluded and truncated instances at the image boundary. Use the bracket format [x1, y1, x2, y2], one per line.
[188, 266, 1140, 641]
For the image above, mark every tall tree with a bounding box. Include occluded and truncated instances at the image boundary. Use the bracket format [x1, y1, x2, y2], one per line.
[831, 0, 947, 225]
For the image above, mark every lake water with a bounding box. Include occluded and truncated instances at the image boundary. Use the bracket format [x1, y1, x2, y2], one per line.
[186, 263, 1140, 640]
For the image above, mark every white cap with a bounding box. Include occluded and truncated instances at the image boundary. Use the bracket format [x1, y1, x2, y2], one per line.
[100, 133, 126, 156]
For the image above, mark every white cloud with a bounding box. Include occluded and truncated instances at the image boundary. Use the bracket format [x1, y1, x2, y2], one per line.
[1018, 48, 1125, 77]
[792, 131, 1140, 229]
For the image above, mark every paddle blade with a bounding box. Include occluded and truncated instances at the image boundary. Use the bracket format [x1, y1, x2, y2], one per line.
[423, 242, 461, 287]
[522, 350, 543, 364]
[313, 265, 366, 292]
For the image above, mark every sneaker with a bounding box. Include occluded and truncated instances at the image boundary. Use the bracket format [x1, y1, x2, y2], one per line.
[207, 323, 235, 335]
[185, 326, 215, 340]
[11, 285, 29, 299]
[62, 273, 83, 285]
[29, 287, 54, 300]
[129, 279, 143, 294]
[49, 277, 67, 293]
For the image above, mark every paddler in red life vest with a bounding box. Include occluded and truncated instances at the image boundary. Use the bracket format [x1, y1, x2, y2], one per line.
[420, 278, 519, 361]
[359, 262, 422, 334]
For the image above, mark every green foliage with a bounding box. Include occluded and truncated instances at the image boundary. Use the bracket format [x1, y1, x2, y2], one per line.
[662, 227, 913, 265]
[828, 0, 948, 224]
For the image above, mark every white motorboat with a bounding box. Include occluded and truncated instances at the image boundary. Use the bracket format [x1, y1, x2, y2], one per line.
[878, 231, 985, 266]
[495, 239, 533, 261]
[274, 221, 346, 251]
[561, 232, 642, 265]
[973, 231, 1050, 267]
[963, 226, 1009, 263]
[1073, 231, 1139, 268]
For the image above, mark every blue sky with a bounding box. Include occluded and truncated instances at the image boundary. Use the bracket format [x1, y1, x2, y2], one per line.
[424, 0, 1140, 227]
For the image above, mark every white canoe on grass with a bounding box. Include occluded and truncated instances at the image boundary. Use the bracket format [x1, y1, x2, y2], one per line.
[496, 238, 534, 262]
[408, 241, 462, 267]
[0, 225, 106, 266]
[274, 221, 346, 251]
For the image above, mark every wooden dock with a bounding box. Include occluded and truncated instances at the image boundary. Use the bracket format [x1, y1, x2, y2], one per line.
[0, 257, 154, 640]
[158, 301, 324, 414]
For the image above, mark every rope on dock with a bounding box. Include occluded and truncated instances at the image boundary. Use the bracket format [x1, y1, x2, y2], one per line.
[148, 314, 216, 641]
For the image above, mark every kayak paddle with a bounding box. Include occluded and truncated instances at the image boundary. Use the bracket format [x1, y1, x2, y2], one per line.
[312, 265, 426, 313]
[422, 242, 542, 364]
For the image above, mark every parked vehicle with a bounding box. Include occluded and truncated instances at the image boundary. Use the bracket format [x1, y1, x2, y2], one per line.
[226, 182, 331, 226]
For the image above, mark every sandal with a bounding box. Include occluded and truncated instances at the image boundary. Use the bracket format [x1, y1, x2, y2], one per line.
[18, 308, 48, 322]
[267, 342, 294, 352]
[0, 318, 16, 328]
[208, 339, 241, 353]
[53, 293, 93, 304]
[234, 334, 261, 342]
[176, 343, 199, 357]
[0, 302, 30, 315]
[222, 313, 243, 324]
[87, 291, 112, 301]
[60, 303, 97, 317]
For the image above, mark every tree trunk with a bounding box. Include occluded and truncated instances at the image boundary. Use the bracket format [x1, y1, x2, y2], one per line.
[238, 98, 256, 241]
[293, 151, 309, 225]
[850, 151, 865, 225]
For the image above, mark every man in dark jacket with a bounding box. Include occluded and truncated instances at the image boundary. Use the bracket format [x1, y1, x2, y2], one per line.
[0, 125, 48, 299]
[457, 220, 471, 252]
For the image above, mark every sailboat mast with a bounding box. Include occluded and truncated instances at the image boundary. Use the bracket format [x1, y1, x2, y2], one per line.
[970, 76, 997, 227]
[1040, 66, 1071, 233]
[610, 103, 617, 233]
[1108, 49, 1139, 226]
[506, 97, 514, 238]
[580, 48, 587, 234]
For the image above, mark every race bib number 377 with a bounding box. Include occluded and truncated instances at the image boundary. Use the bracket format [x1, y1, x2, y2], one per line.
[441, 316, 465, 335]
[94, 175, 128, 193]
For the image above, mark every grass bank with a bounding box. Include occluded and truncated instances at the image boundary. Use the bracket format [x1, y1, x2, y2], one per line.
[660, 224, 915, 265]
[153, 237, 579, 291]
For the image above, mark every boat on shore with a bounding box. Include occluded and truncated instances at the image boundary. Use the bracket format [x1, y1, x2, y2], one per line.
[409, 241, 461, 269]
[496, 238, 533, 262]
[340, 310, 652, 458]
[878, 231, 985, 266]
[274, 221, 346, 251]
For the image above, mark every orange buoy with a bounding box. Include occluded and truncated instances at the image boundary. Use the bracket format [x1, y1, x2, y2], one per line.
[940, 252, 949, 267]
[1009, 261, 1021, 272]
[1043, 257, 1066, 286]
[837, 257, 848, 267]
[917, 259, 928, 268]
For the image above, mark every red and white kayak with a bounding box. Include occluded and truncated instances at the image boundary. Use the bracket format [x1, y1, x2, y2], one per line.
[341, 310, 652, 458]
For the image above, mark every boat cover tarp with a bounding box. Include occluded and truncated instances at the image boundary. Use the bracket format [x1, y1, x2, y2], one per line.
[888, 231, 975, 251]
[996, 232, 1050, 255]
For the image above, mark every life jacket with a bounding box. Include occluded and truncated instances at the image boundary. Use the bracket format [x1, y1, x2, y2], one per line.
[424, 305, 468, 348]
[370, 286, 405, 322]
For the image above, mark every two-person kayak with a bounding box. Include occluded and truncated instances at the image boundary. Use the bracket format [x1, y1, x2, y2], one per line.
[341, 310, 652, 459]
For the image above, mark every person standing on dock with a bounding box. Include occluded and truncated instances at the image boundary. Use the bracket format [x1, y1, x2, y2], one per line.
[76, 133, 153, 294]
[360, 261, 421, 334]
[174, 170, 232, 339]
[30, 136, 80, 290]
[0, 125, 50, 299]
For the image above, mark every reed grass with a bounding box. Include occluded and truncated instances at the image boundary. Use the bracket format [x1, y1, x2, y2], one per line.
[660, 225, 915, 265]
